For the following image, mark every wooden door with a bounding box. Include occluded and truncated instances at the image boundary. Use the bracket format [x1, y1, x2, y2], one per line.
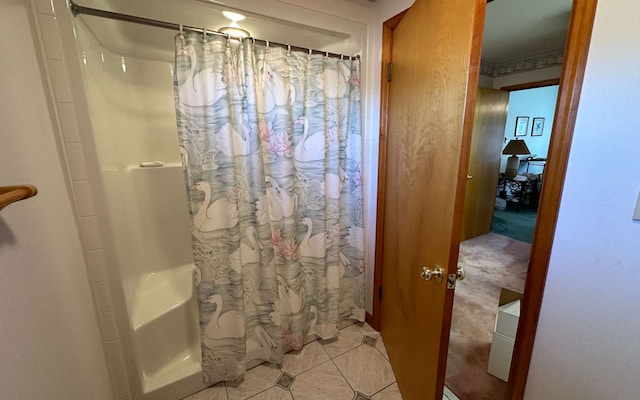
[377, 0, 486, 399]
[460, 88, 509, 241]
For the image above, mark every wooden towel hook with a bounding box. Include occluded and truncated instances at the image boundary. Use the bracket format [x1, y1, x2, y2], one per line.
[0, 185, 38, 211]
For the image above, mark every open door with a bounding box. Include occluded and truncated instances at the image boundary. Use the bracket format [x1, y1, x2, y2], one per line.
[461, 88, 509, 241]
[376, 0, 486, 399]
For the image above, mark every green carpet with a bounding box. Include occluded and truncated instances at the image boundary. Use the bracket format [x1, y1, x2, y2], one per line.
[491, 208, 537, 243]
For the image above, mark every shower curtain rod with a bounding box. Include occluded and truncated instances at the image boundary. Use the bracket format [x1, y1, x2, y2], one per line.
[69, 1, 360, 60]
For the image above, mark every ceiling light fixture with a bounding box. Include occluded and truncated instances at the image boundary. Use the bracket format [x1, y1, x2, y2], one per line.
[218, 26, 250, 38]
[222, 11, 246, 22]
[220, 10, 249, 38]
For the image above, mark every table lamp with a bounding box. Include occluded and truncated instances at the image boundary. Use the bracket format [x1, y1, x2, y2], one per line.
[502, 139, 531, 178]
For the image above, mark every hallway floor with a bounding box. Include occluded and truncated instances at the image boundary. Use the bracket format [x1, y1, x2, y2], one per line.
[446, 233, 530, 399]
[185, 322, 460, 400]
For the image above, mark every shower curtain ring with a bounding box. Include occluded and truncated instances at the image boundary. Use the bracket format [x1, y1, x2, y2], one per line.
[179, 24, 183, 36]
[287, 44, 291, 55]
[308, 48, 312, 56]
[202, 28, 207, 38]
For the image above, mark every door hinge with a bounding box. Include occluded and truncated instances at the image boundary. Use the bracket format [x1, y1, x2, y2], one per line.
[387, 63, 392, 82]
[378, 285, 383, 299]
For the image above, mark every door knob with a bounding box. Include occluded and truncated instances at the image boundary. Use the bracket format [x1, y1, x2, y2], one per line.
[456, 266, 465, 281]
[466, 175, 473, 180]
[420, 265, 443, 282]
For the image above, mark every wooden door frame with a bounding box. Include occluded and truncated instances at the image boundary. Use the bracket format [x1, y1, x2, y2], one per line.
[369, 0, 598, 399]
[500, 78, 561, 92]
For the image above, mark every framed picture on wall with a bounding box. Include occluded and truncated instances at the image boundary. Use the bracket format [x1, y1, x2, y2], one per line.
[515, 116, 529, 136]
[531, 117, 545, 136]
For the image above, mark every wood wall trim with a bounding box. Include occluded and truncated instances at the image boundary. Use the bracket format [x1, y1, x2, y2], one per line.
[506, 0, 598, 398]
[500, 78, 561, 92]
[371, 10, 407, 332]
[365, 312, 375, 327]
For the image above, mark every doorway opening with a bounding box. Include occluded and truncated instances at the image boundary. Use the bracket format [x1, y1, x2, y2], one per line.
[372, 0, 597, 399]
[446, 1, 570, 398]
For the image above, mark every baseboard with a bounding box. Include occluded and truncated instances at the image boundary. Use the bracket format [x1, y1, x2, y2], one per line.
[365, 312, 379, 331]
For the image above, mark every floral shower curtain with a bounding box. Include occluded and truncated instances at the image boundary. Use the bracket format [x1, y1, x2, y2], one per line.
[173, 32, 365, 384]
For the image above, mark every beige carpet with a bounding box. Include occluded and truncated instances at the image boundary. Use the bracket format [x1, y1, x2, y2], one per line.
[445, 233, 530, 400]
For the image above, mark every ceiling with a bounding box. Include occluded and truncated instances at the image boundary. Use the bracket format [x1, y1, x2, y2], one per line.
[77, 0, 365, 61]
[75, 0, 571, 66]
[482, 0, 572, 65]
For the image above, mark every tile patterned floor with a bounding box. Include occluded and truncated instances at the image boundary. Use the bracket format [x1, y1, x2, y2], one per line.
[184, 322, 459, 400]
[184, 322, 396, 400]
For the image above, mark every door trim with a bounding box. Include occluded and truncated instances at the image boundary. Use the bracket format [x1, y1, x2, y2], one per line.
[507, 1, 597, 398]
[368, 9, 407, 331]
[372, 0, 597, 398]
[500, 78, 561, 91]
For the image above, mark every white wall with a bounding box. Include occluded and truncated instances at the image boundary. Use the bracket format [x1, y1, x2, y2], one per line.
[525, 1, 640, 398]
[0, 1, 113, 399]
[500, 85, 559, 173]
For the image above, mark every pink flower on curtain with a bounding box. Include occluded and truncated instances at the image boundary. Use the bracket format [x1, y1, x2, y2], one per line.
[258, 120, 272, 143]
[272, 228, 296, 259]
[267, 133, 293, 157]
[349, 74, 360, 87]
[282, 327, 303, 350]
[259, 120, 292, 157]
[275, 238, 298, 260]
[271, 228, 283, 247]
[355, 260, 365, 273]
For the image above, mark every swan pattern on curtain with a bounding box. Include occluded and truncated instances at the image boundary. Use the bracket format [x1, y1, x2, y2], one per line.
[173, 32, 365, 385]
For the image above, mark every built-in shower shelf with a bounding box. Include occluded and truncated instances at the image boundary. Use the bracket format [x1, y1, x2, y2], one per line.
[0, 185, 38, 211]
[132, 263, 195, 330]
[142, 356, 202, 394]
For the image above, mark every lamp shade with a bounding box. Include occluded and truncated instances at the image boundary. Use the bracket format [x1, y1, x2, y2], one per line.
[502, 139, 531, 155]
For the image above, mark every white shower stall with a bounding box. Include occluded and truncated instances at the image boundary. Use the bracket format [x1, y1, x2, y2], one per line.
[75, 17, 204, 397]
[69, 0, 368, 398]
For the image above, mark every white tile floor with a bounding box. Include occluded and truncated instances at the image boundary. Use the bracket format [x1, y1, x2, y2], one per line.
[184, 322, 459, 400]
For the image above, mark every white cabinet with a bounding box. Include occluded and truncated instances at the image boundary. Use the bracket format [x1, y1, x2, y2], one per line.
[487, 300, 520, 381]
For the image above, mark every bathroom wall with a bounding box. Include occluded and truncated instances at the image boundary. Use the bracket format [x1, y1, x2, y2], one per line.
[13, 0, 640, 398]
[0, 0, 113, 398]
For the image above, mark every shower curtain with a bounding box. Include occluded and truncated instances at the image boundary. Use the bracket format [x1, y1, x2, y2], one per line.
[173, 32, 365, 384]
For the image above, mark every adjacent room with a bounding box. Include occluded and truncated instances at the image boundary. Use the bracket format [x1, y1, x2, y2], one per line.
[446, 0, 569, 399]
